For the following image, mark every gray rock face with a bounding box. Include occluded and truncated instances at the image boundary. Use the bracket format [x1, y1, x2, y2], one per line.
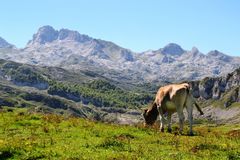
[207, 50, 232, 62]
[58, 29, 91, 42]
[27, 26, 59, 45]
[0, 37, 14, 48]
[0, 26, 240, 84]
[27, 26, 91, 46]
[190, 68, 240, 106]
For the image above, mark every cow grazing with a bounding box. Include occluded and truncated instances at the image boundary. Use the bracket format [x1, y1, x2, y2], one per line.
[143, 83, 203, 135]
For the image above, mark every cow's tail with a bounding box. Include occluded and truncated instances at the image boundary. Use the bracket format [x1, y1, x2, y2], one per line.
[185, 83, 204, 115]
[194, 102, 204, 115]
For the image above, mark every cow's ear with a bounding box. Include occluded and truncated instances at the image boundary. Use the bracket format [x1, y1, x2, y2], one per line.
[152, 102, 157, 107]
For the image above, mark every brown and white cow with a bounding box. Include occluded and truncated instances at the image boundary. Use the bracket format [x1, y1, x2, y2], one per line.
[143, 83, 203, 135]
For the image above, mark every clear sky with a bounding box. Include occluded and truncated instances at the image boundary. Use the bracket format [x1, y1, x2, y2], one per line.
[0, 0, 240, 56]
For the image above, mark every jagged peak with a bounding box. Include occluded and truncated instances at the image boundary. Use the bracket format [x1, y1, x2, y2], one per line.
[188, 47, 203, 57]
[191, 47, 199, 54]
[207, 50, 232, 62]
[27, 25, 58, 45]
[38, 25, 56, 32]
[207, 50, 224, 56]
[161, 43, 184, 55]
[27, 25, 92, 46]
[58, 28, 91, 42]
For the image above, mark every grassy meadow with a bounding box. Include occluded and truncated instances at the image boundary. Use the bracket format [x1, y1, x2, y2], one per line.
[0, 108, 239, 160]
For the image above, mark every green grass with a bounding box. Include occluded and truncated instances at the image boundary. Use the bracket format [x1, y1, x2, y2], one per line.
[0, 108, 239, 160]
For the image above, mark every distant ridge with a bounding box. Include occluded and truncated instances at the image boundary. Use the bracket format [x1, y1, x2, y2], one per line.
[0, 25, 239, 83]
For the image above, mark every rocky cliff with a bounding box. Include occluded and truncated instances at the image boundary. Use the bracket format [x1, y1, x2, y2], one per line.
[190, 68, 240, 107]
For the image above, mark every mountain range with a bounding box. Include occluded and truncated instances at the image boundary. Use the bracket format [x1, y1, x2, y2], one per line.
[0, 25, 240, 84]
[0, 23, 240, 123]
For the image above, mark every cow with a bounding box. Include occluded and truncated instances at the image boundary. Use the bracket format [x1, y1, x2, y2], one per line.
[143, 83, 203, 136]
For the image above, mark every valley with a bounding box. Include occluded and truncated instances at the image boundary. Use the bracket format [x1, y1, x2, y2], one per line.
[0, 58, 239, 124]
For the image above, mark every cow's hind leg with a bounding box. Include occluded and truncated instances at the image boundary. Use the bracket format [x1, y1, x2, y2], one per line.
[187, 104, 194, 136]
[176, 108, 185, 134]
[167, 114, 172, 133]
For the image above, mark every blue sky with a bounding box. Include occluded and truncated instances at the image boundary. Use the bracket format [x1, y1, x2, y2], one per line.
[0, 0, 240, 56]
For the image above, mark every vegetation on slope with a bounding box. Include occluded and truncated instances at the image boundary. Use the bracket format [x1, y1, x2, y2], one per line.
[0, 59, 154, 110]
[0, 60, 49, 89]
[48, 80, 153, 109]
[0, 83, 103, 120]
[0, 108, 239, 160]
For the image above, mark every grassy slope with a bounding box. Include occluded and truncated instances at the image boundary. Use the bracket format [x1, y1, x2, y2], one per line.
[0, 108, 239, 160]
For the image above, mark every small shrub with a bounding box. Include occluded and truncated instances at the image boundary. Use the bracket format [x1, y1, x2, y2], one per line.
[97, 138, 125, 151]
[7, 108, 13, 112]
[226, 129, 240, 139]
[42, 114, 63, 123]
[228, 151, 240, 160]
[18, 112, 25, 116]
[114, 133, 135, 141]
[190, 143, 220, 152]
[42, 126, 49, 133]
[0, 147, 15, 160]
[29, 114, 41, 120]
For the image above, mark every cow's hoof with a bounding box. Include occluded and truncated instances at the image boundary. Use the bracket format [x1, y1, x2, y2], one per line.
[188, 132, 194, 136]
[167, 128, 172, 133]
[179, 131, 184, 135]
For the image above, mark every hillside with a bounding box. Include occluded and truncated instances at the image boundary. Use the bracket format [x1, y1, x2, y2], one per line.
[0, 26, 240, 84]
[0, 59, 154, 123]
[0, 108, 239, 159]
[0, 58, 239, 124]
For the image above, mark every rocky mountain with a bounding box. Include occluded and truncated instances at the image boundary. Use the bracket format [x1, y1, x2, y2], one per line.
[27, 26, 92, 46]
[0, 37, 18, 61]
[187, 67, 240, 124]
[0, 25, 239, 84]
[18, 26, 134, 67]
[0, 37, 14, 48]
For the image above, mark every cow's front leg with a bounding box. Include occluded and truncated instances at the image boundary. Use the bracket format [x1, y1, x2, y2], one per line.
[157, 106, 166, 132]
[159, 114, 164, 132]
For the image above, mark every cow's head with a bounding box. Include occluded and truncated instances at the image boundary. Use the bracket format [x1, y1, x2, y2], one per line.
[143, 102, 159, 126]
